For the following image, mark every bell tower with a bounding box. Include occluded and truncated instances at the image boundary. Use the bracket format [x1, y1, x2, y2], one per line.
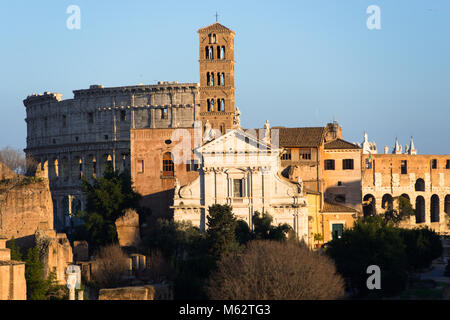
[198, 22, 236, 134]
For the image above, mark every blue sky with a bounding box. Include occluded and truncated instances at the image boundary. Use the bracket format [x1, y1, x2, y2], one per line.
[0, 0, 449, 154]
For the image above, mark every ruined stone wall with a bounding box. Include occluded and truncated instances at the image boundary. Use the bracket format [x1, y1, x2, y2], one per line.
[362, 154, 450, 232]
[0, 162, 16, 180]
[35, 230, 73, 285]
[0, 238, 26, 300]
[23, 83, 200, 231]
[0, 177, 54, 245]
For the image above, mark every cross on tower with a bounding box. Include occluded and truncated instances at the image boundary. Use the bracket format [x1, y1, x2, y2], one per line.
[215, 12, 219, 22]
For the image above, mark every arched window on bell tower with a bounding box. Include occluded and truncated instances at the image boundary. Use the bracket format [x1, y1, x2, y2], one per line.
[221, 73, 225, 86]
[207, 72, 210, 86]
[211, 73, 215, 86]
[209, 46, 213, 60]
[205, 46, 209, 59]
[221, 99, 225, 111]
[221, 46, 225, 59]
[210, 99, 215, 111]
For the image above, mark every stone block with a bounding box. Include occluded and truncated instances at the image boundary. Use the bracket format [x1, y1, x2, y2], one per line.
[115, 209, 140, 247]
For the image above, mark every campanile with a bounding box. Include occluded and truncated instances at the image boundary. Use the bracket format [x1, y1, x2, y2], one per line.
[198, 23, 236, 134]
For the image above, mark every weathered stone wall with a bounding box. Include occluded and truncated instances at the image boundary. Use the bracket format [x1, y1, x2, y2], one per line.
[115, 209, 140, 247]
[0, 162, 16, 180]
[98, 284, 173, 300]
[362, 154, 450, 232]
[0, 177, 54, 245]
[0, 238, 26, 300]
[35, 230, 73, 285]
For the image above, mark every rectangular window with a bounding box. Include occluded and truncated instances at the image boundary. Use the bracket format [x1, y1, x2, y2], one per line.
[120, 110, 127, 121]
[88, 112, 94, 124]
[324, 159, 335, 170]
[62, 115, 67, 128]
[281, 149, 291, 160]
[137, 160, 144, 173]
[299, 149, 311, 160]
[233, 179, 244, 198]
[446, 160, 450, 169]
[342, 159, 354, 170]
[401, 160, 407, 174]
[432, 159, 437, 169]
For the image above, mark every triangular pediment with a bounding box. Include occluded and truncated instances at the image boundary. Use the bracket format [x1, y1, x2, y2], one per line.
[197, 129, 274, 155]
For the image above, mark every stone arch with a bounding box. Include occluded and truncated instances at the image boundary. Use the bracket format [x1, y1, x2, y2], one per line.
[415, 178, 425, 192]
[445, 195, 450, 215]
[62, 196, 70, 227]
[72, 156, 82, 181]
[381, 194, 393, 210]
[415, 196, 425, 223]
[363, 194, 376, 217]
[86, 154, 96, 178]
[400, 193, 410, 201]
[430, 194, 440, 223]
[61, 157, 69, 181]
[100, 154, 113, 176]
[71, 198, 81, 216]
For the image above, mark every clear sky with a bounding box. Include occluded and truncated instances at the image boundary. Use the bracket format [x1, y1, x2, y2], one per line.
[0, 0, 449, 154]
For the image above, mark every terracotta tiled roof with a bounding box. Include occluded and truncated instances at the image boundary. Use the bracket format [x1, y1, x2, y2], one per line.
[248, 127, 325, 148]
[320, 201, 357, 213]
[198, 22, 234, 33]
[275, 127, 325, 148]
[324, 138, 360, 150]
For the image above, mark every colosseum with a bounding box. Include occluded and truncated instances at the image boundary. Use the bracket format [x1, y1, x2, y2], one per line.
[23, 82, 200, 231]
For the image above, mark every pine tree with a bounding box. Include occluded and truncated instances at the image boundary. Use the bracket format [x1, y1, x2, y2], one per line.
[73, 163, 141, 252]
[206, 204, 238, 260]
[25, 247, 47, 300]
[7, 237, 22, 261]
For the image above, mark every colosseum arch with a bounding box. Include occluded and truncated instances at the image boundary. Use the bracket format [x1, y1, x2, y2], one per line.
[363, 194, 376, 217]
[415, 196, 425, 223]
[100, 154, 113, 176]
[430, 194, 440, 223]
[61, 157, 69, 181]
[85, 154, 96, 179]
[71, 198, 81, 216]
[400, 193, 410, 201]
[50, 158, 59, 179]
[381, 194, 393, 211]
[415, 178, 425, 192]
[71, 156, 82, 181]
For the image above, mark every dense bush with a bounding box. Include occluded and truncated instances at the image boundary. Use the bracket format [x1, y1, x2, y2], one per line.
[399, 227, 443, 270]
[206, 240, 345, 300]
[326, 216, 409, 297]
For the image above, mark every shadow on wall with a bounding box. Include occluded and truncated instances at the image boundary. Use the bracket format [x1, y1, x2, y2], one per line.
[324, 179, 362, 211]
[139, 188, 175, 232]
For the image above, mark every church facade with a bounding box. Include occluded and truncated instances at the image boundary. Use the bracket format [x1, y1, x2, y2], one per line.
[171, 127, 309, 241]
